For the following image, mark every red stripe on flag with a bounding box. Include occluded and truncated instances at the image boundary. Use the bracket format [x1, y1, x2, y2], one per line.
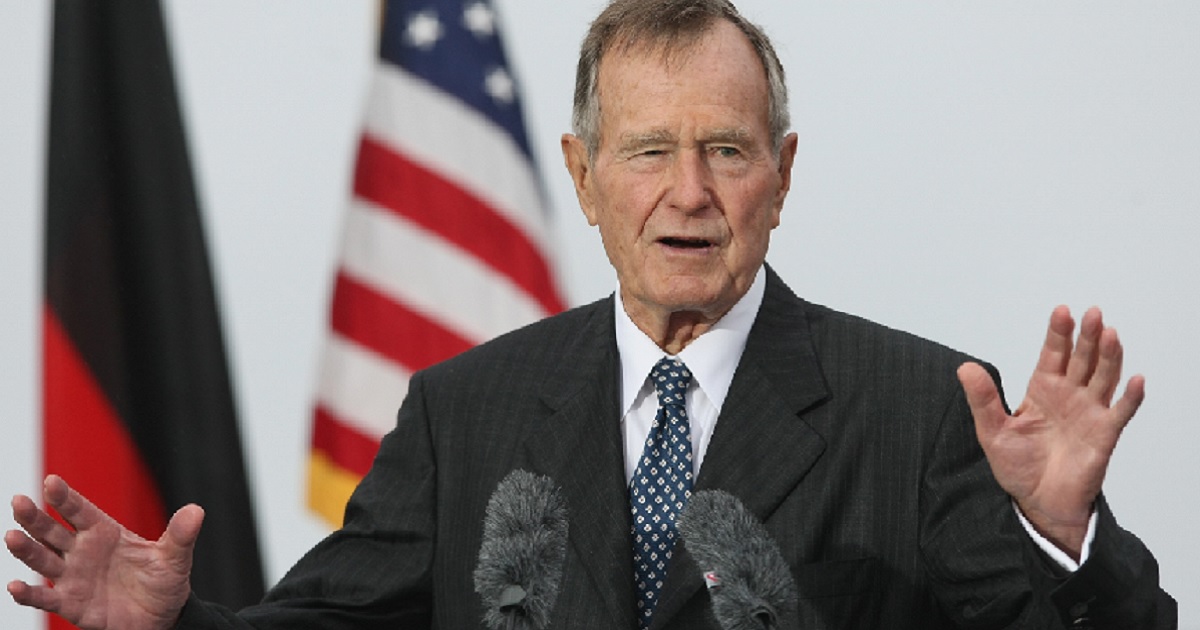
[42, 307, 168, 541]
[331, 271, 475, 372]
[311, 405, 381, 478]
[353, 136, 566, 315]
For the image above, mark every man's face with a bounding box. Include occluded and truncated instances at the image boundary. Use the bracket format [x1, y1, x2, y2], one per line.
[564, 20, 797, 329]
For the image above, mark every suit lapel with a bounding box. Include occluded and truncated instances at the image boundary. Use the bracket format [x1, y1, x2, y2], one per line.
[520, 297, 637, 628]
[651, 267, 831, 628]
[694, 267, 830, 513]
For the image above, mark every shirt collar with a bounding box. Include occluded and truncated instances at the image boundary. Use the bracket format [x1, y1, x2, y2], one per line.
[614, 266, 766, 415]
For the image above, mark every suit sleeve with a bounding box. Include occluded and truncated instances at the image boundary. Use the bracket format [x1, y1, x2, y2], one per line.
[920, 373, 1059, 629]
[1033, 495, 1177, 629]
[174, 371, 440, 630]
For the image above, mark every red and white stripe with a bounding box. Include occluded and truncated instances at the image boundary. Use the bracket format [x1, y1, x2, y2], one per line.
[308, 62, 566, 526]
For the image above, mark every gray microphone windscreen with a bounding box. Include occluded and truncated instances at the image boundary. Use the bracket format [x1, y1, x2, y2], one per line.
[473, 469, 569, 630]
[677, 489, 799, 630]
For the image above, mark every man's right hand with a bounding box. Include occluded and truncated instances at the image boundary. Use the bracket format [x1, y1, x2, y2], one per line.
[5, 475, 201, 630]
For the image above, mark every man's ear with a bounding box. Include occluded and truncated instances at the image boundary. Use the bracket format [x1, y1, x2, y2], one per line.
[770, 132, 799, 228]
[561, 133, 599, 226]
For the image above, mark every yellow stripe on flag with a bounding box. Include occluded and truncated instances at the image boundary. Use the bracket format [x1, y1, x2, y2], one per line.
[306, 451, 363, 528]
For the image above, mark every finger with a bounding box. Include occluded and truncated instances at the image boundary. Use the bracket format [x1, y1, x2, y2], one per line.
[160, 504, 204, 572]
[1109, 374, 1146, 433]
[958, 362, 1007, 442]
[11, 494, 75, 555]
[8, 579, 63, 615]
[4, 529, 67, 580]
[44, 475, 105, 532]
[1065, 307, 1103, 385]
[1033, 306, 1075, 376]
[1088, 327, 1125, 405]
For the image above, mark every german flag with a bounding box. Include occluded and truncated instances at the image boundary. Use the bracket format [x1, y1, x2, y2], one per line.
[43, 1, 264, 628]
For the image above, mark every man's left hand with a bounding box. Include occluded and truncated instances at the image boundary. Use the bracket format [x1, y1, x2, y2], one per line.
[957, 305, 1145, 561]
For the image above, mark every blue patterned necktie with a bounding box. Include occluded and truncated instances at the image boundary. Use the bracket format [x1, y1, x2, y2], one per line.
[630, 357, 694, 628]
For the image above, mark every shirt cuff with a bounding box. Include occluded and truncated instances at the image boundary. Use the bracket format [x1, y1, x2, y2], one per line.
[1012, 500, 1097, 572]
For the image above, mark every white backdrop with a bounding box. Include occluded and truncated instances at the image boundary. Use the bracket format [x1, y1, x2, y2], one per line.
[2, 1, 1197, 627]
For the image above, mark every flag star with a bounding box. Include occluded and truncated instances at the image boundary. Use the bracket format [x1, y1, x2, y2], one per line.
[406, 10, 443, 50]
[484, 66, 515, 104]
[463, 1, 496, 38]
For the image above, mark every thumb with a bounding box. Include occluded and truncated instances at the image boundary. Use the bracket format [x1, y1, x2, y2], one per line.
[160, 504, 204, 571]
[957, 362, 1005, 441]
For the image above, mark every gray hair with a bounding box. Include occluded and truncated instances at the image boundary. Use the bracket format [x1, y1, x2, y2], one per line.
[571, 0, 790, 157]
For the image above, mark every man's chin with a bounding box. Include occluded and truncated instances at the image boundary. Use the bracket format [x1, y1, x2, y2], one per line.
[651, 282, 741, 317]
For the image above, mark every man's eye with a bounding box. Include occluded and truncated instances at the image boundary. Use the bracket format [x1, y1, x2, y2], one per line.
[713, 146, 740, 158]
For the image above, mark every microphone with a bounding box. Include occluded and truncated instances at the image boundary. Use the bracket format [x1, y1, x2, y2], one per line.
[473, 469, 569, 630]
[677, 489, 799, 630]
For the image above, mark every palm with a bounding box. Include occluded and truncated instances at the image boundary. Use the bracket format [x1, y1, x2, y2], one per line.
[958, 306, 1144, 555]
[6, 475, 201, 630]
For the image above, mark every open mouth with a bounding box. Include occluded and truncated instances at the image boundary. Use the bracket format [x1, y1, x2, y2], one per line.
[659, 237, 713, 249]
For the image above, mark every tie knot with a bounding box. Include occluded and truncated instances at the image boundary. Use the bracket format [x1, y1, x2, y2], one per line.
[650, 357, 691, 407]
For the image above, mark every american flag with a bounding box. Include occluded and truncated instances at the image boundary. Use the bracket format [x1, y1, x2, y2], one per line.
[307, 0, 566, 527]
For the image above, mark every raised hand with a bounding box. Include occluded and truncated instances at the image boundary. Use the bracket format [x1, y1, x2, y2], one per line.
[957, 306, 1145, 560]
[5, 475, 202, 630]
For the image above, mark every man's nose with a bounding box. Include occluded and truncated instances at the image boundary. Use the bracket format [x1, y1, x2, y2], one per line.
[665, 149, 713, 213]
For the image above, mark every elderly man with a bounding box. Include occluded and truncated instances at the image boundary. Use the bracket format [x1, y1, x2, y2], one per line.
[7, 0, 1174, 628]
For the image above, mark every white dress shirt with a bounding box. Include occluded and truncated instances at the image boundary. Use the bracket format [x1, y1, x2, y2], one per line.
[614, 267, 765, 483]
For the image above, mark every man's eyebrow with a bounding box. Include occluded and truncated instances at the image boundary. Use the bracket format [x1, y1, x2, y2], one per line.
[613, 127, 755, 152]
[702, 127, 754, 145]
[617, 130, 676, 151]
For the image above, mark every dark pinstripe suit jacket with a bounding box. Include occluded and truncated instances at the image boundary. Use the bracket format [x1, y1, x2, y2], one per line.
[178, 266, 1174, 629]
